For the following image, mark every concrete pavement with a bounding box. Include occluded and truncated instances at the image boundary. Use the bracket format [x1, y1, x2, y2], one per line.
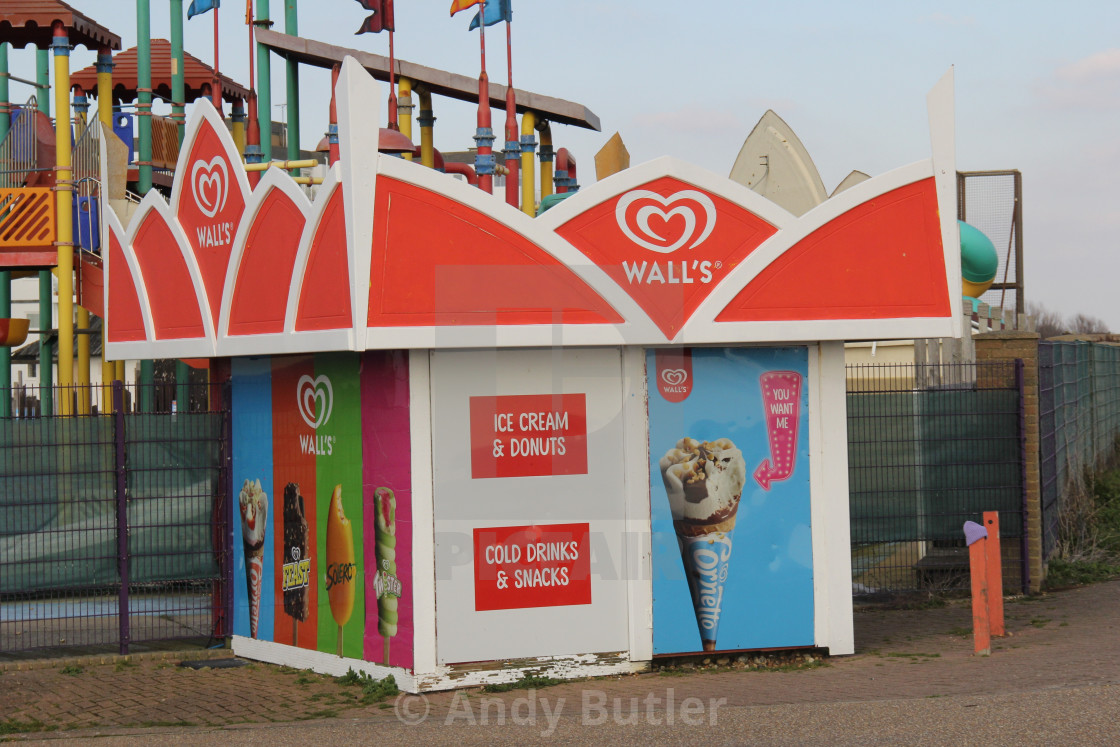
[2, 578, 1119, 743]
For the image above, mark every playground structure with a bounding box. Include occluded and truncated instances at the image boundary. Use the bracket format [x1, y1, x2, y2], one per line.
[0, 1, 598, 416]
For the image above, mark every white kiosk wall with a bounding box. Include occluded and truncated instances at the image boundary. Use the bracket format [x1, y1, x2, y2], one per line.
[430, 348, 634, 664]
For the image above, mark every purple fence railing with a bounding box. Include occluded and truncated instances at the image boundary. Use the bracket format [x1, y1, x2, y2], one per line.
[0, 380, 231, 657]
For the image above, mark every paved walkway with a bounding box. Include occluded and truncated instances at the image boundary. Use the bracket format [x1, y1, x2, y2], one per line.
[2, 579, 1119, 742]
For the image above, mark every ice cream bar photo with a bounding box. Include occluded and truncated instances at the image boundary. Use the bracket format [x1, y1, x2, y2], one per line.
[660, 437, 746, 651]
[325, 484, 355, 656]
[239, 479, 268, 639]
[282, 482, 311, 623]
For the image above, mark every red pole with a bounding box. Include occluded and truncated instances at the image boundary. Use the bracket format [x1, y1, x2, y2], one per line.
[328, 64, 340, 166]
[502, 20, 518, 208]
[245, 2, 261, 187]
[475, 19, 493, 194]
[212, 5, 223, 114]
[387, 29, 399, 130]
[984, 511, 1005, 637]
[965, 520, 991, 656]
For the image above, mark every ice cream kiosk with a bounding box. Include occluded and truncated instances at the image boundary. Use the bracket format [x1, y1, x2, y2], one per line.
[103, 60, 961, 692]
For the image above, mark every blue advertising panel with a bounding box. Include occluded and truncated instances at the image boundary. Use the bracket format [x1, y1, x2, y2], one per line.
[231, 357, 275, 641]
[648, 347, 813, 654]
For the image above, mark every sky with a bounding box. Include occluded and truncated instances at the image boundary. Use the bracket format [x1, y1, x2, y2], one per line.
[7, 1, 1119, 330]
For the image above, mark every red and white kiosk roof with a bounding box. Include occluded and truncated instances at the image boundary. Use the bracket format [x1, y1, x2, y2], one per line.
[103, 60, 961, 360]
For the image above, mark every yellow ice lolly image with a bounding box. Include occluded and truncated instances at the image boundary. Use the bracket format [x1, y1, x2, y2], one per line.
[325, 484, 356, 654]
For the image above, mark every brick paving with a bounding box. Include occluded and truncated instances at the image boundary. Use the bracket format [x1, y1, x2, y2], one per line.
[2, 579, 1119, 740]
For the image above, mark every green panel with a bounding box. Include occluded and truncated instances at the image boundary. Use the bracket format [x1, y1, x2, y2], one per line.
[125, 412, 222, 583]
[0, 418, 115, 593]
[313, 353, 365, 658]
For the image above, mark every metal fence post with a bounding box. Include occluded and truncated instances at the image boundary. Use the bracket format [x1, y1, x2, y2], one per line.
[1016, 358, 1030, 595]
[113, 380, 129, 655]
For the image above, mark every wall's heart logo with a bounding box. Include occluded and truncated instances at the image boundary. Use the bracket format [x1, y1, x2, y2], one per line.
[296, 374, 333, 430]
[660, 368, 688, 387]
[655, 349, 693, 403]
[191, 156, 229, 219]
[615, 189, 717, 254]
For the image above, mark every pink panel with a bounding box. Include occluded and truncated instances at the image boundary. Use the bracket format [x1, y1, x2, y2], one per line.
[227, 188, 307, 336]
[131, 210, 206, 339]
[295, 187, 353, 331]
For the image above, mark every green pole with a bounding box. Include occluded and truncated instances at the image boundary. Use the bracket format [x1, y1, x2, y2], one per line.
[37, 48, 52, 413]
[170, 0, 185, 147]
[0, 42, 10, 138]
[36, 49, 49, 115]
[285, 0, 299, 161]
[137, 0, 154, 410]
[0, 44, 9, 415]
[257, 0, 272, 162]
[137, 0, 152, 194]
[0, 271, 9, 417]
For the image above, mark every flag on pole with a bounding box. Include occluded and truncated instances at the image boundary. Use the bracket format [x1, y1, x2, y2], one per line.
[449, 0, 484, 17]
[355, 0, 395, 33]
[187, 0, 220, 20]
[469, 0, 512, 30]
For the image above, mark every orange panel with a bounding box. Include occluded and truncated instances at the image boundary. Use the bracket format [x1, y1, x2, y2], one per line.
[106, 230, 148, 343]
[556, 177, 777, 338]
[0, 188, 56, 267]
[131, 210, 206, 340]
[368, 177, 622, 327]
[228, 189, 307, 336]
[716, 179, 950, 322]
[295, 188, 352, 332]
[175, 119, 247, 327]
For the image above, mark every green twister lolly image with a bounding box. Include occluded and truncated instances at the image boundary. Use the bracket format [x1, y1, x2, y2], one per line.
[374, 487, 403, 666]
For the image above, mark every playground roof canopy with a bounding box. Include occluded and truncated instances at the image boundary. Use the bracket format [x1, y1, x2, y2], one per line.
[71, 39, 250, 104]
[0, 0, 121, 51]
[256, 28, 600, 131]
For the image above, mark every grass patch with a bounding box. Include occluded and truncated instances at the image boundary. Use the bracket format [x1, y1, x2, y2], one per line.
[0, 719, 56, 735]
[114, 659, 134, 672]
[945, 626, 971, 638]
[59, 665, 84, 676]
[481, 674, 565, 693]
[1044, 558, 1120, 588]
[1030, 617, 1051, 628]
[335, 669, 399, 704]
[884, 652, 940, 659]
[1047, 450, 1120, 589]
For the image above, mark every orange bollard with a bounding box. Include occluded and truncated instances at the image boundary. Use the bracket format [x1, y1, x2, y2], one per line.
[964, 520, 990, 656]
[983, 511, 1005, 637]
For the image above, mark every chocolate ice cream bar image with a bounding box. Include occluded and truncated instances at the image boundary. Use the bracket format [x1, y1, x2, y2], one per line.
[282, 482, 311, 623]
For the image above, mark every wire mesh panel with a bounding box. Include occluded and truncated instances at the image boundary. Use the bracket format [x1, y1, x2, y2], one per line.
[958, 170, 1023, 318]
[1039, 342, 1120, 559]
[847, 362, 1026, 597]
[0, 410, 117, 651]
[0, 381, 230, 656]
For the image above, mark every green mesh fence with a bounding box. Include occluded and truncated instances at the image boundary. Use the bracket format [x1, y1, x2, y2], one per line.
[847, 362, 1026, 595]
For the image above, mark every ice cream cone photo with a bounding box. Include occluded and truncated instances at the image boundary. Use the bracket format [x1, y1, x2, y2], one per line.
[238, 479, 269, 639]
[660, 437, 746, 652]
